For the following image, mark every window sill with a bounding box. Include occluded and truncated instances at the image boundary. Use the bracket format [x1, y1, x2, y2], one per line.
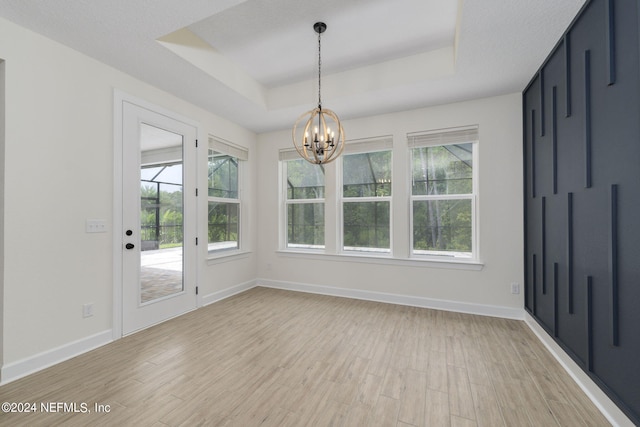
[276, 250, 484, 271]
[207, 250, 252, 265]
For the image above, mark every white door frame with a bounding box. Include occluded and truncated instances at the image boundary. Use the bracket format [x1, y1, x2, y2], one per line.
[113, 90, 200, 339]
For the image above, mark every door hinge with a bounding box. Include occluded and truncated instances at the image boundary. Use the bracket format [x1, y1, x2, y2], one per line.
[195, 139, 198, 148]
[195, 188, 198, 197]
[196, 286, 199, 295]
[195, 237, 199, 245]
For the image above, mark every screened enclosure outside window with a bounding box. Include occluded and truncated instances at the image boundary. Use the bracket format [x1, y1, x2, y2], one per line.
[409, 127, 477, 259]
[283, 158, 325, 249]
[140, 163, 183, 250]
[341, 140, 392, 253]
[208, 137, 247, 254]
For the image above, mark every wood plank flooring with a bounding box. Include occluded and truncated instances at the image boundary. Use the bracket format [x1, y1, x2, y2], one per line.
[0, 287, 610, 426]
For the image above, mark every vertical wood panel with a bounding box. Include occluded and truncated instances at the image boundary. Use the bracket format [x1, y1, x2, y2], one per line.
[540, 71, 545, 136]
[584, 50, 592, 188]
[553, 262, 559, 337]
[565, 34, 572, 117]
[533, 254, 537, 315]
[638, 0, 640, 83]
[610, 184, 619, 346]
[531, 109, 536, 198]
[542, 197, 546, 295]
[567, 192, 574, 314]
[586, 276, 593, 372]
[606, 0, 616, 85]
[552, 86, 558, 194]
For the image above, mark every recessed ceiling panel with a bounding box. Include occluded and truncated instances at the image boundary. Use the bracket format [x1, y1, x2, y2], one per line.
[187, 0, 458, 87]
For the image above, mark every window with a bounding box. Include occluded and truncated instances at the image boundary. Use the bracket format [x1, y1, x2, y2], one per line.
[409, 127, 478, 259]
[278, 129, 479, 266]
[341, 138, 393, 253]
[208, 137, 247, 254]
[281, 154, 325, 249]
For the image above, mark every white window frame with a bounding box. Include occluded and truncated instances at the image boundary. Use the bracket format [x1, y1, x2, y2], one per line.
[339, 137, 393, 255]
[280, 150, 326, 251]
[207, 136, 248, 257]
[408, 126, 479, 261]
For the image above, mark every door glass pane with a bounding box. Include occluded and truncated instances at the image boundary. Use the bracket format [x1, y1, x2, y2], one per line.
[139, 123, 184, 304]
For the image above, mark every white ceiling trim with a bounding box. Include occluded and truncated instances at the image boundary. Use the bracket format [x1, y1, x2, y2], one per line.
[158, 28, 267, 109]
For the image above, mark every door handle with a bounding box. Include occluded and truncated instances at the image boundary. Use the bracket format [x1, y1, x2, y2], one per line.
[125, 243, 135, 250]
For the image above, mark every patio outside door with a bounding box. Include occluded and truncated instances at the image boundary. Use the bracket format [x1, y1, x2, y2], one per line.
[121, 101, 197, 335]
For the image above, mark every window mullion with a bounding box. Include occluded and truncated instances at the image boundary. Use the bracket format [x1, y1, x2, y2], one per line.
[411, 194, 472, 202]
[286, 198, 326, 205]
[343, 196, 391, 203]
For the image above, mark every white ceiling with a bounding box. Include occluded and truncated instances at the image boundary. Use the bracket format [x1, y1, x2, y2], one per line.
[0, 0, 585, 134]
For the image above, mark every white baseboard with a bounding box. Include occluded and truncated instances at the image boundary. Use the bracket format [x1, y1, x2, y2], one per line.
[200, 279, 258, 307]
[257, 278, 524, 320]
[524, 313, 634, 427]
[1, 330, 112, 386]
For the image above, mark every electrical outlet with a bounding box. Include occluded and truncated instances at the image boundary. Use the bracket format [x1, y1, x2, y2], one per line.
[86, 219, 107, 233]
[82, 303, 94, 318]
[510, 283, 520, 294]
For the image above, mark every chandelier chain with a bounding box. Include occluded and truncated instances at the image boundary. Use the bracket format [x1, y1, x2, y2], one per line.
[317, 30, 322, 108]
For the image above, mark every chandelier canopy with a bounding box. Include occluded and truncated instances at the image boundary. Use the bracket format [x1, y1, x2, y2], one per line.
[292, 22, 345, 164]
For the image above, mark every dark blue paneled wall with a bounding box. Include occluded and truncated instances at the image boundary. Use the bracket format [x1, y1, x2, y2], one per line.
[523, 0, 640, 423]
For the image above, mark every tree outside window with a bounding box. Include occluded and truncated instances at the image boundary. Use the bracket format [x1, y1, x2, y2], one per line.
[285, 159, 325, 249]
[411, 141, 475, 258]
[140, 163, 183, 250]
[342, 150, 392, 253]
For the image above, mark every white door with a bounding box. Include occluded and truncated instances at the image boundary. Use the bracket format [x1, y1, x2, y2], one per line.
[121, 101, 197, 335]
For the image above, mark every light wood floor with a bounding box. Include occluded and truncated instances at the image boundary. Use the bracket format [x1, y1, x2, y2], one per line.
[0, 287, 610, 426]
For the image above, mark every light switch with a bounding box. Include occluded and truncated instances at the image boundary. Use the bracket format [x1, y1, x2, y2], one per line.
[86, 219, 107, 233]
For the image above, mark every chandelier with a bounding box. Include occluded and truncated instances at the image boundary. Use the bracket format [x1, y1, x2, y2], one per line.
[292, 22, 345, 164]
